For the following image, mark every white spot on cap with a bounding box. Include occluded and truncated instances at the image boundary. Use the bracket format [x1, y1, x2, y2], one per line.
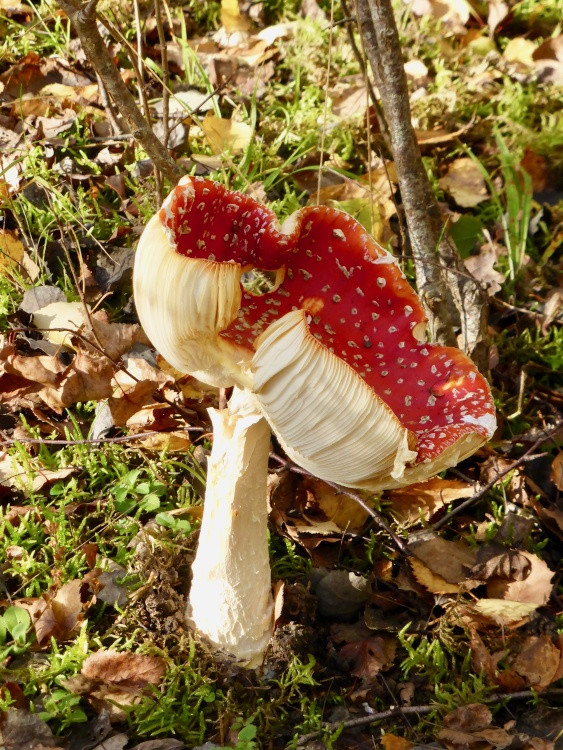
[333, 228, 346, 240]
[404, 305, 413, 316]
[377, 277, 386, 288]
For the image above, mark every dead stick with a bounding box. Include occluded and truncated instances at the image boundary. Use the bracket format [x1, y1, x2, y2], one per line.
[55, 0, 183, 184]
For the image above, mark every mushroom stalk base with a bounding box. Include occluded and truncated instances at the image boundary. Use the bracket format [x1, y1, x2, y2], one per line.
[186, 406, 274, 667]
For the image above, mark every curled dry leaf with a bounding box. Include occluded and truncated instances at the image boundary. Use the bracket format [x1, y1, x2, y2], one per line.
[465, 246, 505, 296]
[33, 578, 86, 645]
[486, 551, 553, 605]
[439, 158, 489, 208]
[388, 477, 473, 525]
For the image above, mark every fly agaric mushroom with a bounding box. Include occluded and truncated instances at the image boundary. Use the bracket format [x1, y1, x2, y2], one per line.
[134, 176, 496, 665]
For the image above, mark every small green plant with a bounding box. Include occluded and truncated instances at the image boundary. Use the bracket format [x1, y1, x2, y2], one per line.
[0, 606, 32, 657]
[231, 717, 259, 750]
[111, 469, 168, 515]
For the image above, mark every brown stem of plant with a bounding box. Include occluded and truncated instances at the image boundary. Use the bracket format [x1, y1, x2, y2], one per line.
[355, 0, 489, 370]
[56, 0, 183, 185]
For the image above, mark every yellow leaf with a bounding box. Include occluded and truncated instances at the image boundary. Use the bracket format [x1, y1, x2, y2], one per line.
[220, 0, 251, 34]
[504, 38, 536, 67]
[0, 229, 24, 274]
[409, 557, 460, 594]
[439, 158, 489, 208]
[202, 114, 253, 155]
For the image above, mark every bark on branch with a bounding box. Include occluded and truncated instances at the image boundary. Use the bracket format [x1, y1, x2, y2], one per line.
[56, 0, 183, 184]
[356, 0, 490, 369]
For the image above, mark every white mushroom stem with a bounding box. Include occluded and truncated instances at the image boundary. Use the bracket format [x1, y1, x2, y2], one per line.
[185, 389, 274, 667]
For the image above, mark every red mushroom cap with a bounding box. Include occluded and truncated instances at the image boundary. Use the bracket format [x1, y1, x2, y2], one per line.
[134, 176, 496, 489]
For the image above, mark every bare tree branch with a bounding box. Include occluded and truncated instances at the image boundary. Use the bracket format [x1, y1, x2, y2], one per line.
[355, 0, 490, 369]
[56, 0, 183, 185]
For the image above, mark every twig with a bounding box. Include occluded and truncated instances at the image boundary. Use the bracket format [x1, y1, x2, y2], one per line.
[431, 426, 561, 531]
[55, 0, 183, 184]
[341, 0, 389, 150]
[270, 453, 413, 557]
[95, 72, 124, 135]
[292, 689, 563, 746]
[354, 0, 489, 369]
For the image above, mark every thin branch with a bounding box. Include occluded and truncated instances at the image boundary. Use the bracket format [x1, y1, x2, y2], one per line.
[270, 453, 413, 557]
[355, 0, 489, 369]
[293, 689, 563, 746]
[56, 0, 183, 184]
[432, 424, 562, 531]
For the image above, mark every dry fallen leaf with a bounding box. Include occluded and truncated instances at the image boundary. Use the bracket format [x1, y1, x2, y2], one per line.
[408, 0, 472, 29]
[381, 734, 413, 750]
[439, 158, 489, 208]
[513, 635, 562, 690]
[487, 0, 508, 36]
[340, 635, 396, 681]
[444, 703, 492, 732]
[33, 579, 86, 645]
[0, 229, 25, 275]
[504, 38, 536, 67]
[201, 114, 253, 155]
[389, 478, 473, 525]
[551, 452, 563, 492]
[409, 557, 461, 594]
[471, 598, 539, 627]
[532, 35, 563, 85]
[465, 246, 506, 296]
[411, 536, 477, 585]
[487, 551, 553, 605]
[82, 650, 167, 687]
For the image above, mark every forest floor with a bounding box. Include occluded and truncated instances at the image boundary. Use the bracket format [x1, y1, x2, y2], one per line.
[0, 0, 562, 749]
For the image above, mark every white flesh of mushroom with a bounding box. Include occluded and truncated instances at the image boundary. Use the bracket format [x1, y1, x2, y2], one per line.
[133, 213, 252, 388]
[185, 388, 274, 667]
